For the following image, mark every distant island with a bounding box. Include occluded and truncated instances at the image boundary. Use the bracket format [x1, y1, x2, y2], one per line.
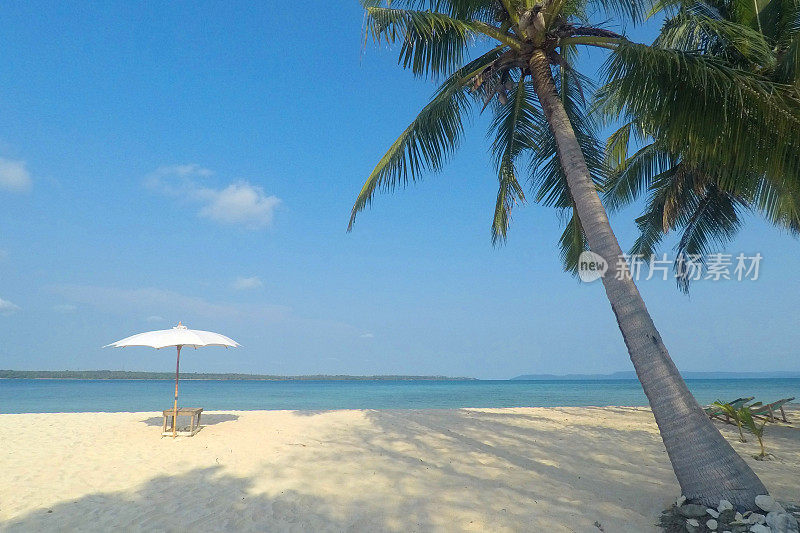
[512, 371, 800, 380]
[0, 370, 475, 381]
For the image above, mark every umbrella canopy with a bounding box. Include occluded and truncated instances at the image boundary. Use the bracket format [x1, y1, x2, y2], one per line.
[105, 323, 239, 350]
[105, 322, 239, 437]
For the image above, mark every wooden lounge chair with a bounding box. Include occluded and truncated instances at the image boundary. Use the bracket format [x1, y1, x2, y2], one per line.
[704, 397, 754, 422]
[162, 407, 203, 437]
[749, 398, 795, 423]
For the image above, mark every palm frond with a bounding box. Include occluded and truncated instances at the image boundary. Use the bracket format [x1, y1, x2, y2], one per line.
[628, 166, 687, 259]
[493, 160, 528, 244]
[489, 78, 544, 243]
[672, 184, 744, 291]
[623, 0, 800, 293]
[655, 2, 775, 69]
[558, 208, 589, 272]
[364, 7, 501, 78]
[604, 120, 642, 170]
[752, 171, 800, 232]
[624, 161, 747, 292]
[776, 4, 800, 82]
[646, 0, 683, 18]
[599, 42, 800, 182]
[349, 47, 505, 230]
[362, 0, 498, 22]
[603, 142, 675, 211]
[587, 0, 652, 23]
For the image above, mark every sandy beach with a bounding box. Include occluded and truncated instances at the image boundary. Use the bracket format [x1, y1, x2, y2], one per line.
[0, 406, 797, 532]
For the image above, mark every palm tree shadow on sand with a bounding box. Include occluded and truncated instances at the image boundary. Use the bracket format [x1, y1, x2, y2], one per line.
[1, 465, 399, 533]
[139, 413, 240, 428]
[4, 409, 795, 532]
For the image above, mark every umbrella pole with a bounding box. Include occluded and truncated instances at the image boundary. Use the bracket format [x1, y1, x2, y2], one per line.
[173, 345, 181, 438]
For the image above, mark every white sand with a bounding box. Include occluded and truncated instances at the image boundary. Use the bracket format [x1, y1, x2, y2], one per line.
[0, 406, 797, 532]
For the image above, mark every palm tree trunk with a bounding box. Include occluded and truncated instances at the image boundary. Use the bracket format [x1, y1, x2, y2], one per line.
[527, 49, 767, 509]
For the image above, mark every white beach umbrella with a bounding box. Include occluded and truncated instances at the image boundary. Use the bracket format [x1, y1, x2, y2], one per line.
[105, 322, 239, 437]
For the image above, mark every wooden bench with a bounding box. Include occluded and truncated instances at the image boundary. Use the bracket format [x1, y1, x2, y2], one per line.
[162, 408, 203, 437]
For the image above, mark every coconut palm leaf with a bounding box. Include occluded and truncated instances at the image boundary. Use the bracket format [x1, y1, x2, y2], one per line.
[603, 141, 674, 211]
[600, 43, 800, 182]
[363, 6, 518, 78]
[776, 3, 800, 82]
[489, 78, 545, 243]
[348, 47, 505, 229]
[672, 184, 745, 291]
[606, 136, 800, 290]
[628, 164, 699, 259]
[588, 0, 650, 21]
[654, 2, 775, 68]
[712, 400, 748, 441]
[604, 120, 648, 170]
[753, 174, 800, 231]
[600, 0, 800, 291]
[362, 0, 497, 22]
[739, 405, 768, 457]
[558, 208, 590, 272]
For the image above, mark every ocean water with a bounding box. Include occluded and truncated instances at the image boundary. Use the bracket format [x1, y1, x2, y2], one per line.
[0, 378, 797, 414]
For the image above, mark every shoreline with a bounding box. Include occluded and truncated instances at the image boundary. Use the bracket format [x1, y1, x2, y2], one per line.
[0, 377, 476, 383]
[1, 406, 797, 531]
[3, 404, 660, 415]
[3, 375, 799, 381]
[0, 373, 478, 381]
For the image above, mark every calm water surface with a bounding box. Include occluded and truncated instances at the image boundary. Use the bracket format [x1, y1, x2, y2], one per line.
[1, 378, 797, 413]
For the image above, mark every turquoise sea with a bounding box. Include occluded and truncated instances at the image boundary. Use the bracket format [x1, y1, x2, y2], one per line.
[0, 378, 797, 414]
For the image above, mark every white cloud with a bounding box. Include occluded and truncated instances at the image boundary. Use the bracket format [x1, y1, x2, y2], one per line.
[52, 304, 77, 313]
[0, 158, 32, 192]
[360, 333, 375, 339]
[197, 182, 280, 229]
[232, 276, 264, 290]
[161, 164, 213, 178]
[147, 165, 280, 230]
[0, 297, 20, 315]
[48, 284, 370, 353]
[51, 284, 289, 322]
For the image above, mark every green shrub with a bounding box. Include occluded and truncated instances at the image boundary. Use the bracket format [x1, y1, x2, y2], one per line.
[739, 406, 767, 458]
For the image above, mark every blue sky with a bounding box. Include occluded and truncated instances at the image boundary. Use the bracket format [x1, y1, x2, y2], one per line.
[0, 1, 797, 379]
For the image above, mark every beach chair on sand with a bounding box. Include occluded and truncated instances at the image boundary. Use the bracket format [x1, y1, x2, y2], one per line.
[749, 398, 795, 423]
[704, 397, 754, 423]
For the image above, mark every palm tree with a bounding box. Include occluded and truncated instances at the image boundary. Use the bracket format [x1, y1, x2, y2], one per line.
[348, 0, 800, 508]
[599, 0, 800, 290]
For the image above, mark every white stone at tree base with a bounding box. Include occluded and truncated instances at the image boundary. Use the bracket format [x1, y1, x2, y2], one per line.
[757, 495, 786, 514]
[749, 524, 770, 533]
[707, 518, 718, 530]
[677, 495, 687, 506]
[708, 509, 721, 518]
[719, 500, 735, 512]
[687, 518, 700, 526]
[766, 510, 800, 533]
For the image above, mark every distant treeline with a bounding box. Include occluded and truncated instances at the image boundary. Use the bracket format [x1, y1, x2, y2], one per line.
[0, 370, 475, 381]
[512, 371, 800, 380]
